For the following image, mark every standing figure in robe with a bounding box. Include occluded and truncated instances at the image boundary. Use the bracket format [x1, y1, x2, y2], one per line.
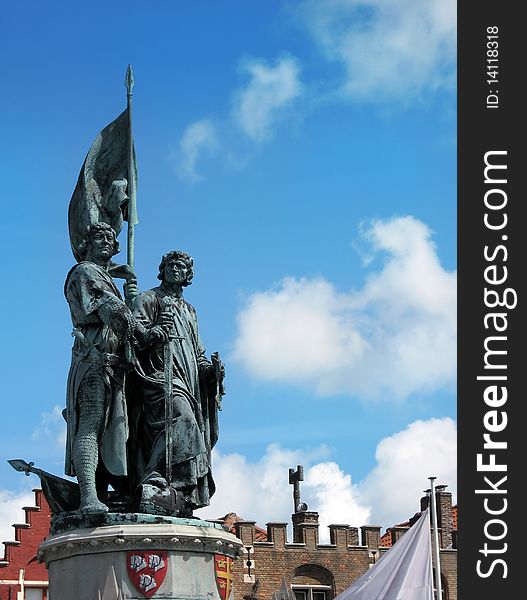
[129, 250, 223, 514]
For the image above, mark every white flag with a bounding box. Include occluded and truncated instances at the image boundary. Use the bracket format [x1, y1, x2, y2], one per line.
[335, 508, 433, 600]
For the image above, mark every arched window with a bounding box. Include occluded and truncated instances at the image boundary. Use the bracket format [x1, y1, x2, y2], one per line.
[292, 564, 335, 600]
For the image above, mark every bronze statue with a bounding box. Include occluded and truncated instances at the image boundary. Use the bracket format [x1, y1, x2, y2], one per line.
[63, 222, 163, 514]
[128, 250, 224, 515]
[10, 68, 225, 522]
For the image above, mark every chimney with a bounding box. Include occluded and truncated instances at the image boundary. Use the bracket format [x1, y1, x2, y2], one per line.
[292, 511, 319, 547]
[420, 484, 453, 549]
[436, 485, 453, 548]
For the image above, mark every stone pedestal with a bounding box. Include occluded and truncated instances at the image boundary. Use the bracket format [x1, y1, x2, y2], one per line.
[38, 516, 243, 600]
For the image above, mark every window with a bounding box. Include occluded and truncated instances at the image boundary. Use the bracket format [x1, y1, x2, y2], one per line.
[25, 589, 46, 600]
[293, 587, 328, 600]
[292, 563, 334, 600]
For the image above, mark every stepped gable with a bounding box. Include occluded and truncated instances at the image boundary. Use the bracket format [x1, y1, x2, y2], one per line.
[0, 489, 50, 583]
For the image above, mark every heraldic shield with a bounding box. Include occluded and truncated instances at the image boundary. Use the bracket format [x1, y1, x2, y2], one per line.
[127, 551, 168, 598]
[215, 553, 234, 600]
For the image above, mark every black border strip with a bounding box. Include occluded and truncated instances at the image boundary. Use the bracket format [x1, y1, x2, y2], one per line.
[458, 2, 521, 596]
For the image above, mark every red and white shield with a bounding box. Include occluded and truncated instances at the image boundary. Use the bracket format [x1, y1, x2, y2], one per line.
[127, 550, 168, 598]
[214, 554, 233, 600]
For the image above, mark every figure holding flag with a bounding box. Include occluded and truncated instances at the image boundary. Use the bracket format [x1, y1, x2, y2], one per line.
[63, 67, 168, 514]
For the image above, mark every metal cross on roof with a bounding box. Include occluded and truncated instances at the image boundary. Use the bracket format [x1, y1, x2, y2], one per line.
[288, 465, 308, 513]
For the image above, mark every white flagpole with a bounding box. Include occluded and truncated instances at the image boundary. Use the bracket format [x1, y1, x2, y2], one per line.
[429, 477, 443, 600]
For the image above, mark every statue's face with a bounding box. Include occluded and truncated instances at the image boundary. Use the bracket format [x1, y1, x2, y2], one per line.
[88, 228, 115, 260]
[164, 259, 189, 285]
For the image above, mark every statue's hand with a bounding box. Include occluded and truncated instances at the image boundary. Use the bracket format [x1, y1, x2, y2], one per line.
[124, 278, 139, 302]
[159, 310, 177, 340]
[145, 325, 170, 345]
[202, 363, 216, 385]
[211, 352, 226, 396]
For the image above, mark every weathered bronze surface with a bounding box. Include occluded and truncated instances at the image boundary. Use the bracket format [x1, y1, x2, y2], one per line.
[64, 222, 143, 514]
[9, 70, 225, 521]
[127, 250, 224, 516]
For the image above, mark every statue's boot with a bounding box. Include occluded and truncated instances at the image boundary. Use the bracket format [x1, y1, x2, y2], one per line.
[80, 495, 109, 515]
[142, 471, 168, 489]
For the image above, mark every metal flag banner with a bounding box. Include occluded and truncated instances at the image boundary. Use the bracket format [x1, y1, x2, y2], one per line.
[127, 551, 168, 598]
[215, 554, 234, 600]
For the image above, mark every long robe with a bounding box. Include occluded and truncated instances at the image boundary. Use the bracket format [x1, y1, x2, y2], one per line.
[64, 261, 130, 478]
[129, 286, 218, 508]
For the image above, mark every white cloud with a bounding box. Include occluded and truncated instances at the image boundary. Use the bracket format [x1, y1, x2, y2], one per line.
[197, 443, 369, 543]
[232, 55, 303, 141]
[305, 462, 371, 535]
[0, 489, 36, 549]
[174, 119, 218, 182]
[196, 417, 456, 540]
[359, 417, 457, 527]
[233, 216, 456, 400]
[32, 405, 67, 448]
[297, 0, 456, 102]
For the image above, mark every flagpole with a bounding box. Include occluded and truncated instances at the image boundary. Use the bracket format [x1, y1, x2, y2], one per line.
[125, 64, 137, 269]
[429, 477, 443, 600]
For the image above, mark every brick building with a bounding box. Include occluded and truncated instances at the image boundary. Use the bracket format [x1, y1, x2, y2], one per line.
[1, 487, 457, 600]
[0, 490, 50, 600]
[219, 486, 457, 600]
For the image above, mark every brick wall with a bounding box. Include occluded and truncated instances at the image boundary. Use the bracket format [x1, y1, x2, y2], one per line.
[440, 550, 457, 600]
[230, 502, 458, 600]
[233, 512, 377, 600]
[0, 489, 51, 599]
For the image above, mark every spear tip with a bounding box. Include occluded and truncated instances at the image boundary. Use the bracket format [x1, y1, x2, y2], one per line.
[125, 64, 135, 94]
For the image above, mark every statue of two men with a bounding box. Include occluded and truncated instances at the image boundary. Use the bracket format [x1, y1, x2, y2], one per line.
[64, 222, 222, 515]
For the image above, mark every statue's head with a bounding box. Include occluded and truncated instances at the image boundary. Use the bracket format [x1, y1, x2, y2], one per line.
[78, 222, 120, 261]
[158, 250, 194, 286]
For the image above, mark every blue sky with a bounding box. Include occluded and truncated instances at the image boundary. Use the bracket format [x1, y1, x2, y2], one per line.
[0, 1, 456, 542]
